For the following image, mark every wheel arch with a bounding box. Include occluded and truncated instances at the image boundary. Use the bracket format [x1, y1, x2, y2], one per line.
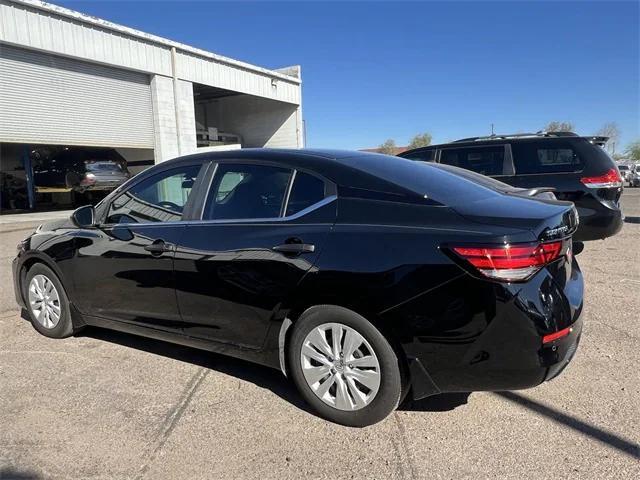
[277, 303, 409, 383]
[17, 252, 85, 330]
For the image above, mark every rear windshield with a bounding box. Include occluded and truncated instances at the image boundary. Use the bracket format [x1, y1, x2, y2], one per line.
[85, 161, 124, 172]
[342, 153, 511, 206]
[618, 165, 629, 171]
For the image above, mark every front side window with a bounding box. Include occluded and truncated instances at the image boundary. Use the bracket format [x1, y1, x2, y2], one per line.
[106, 165, 201, 224]
[512, 141, 584, 174]
[205, 164, 292, 220]
[440, 146, 506, 176]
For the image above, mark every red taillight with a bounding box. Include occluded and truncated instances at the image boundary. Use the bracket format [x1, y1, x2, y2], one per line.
[580, 168, 623, 189]
[451, 241, 563, 282]
[542, 326, 572, 344]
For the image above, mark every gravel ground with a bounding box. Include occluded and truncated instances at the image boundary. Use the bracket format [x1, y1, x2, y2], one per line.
[0, 190, 638, 480]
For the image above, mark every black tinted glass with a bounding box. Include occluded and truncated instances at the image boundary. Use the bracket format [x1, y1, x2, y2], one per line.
[205, 164, 292, 220]
[286, 172, 326, 216]
[403, 150, 435, 162]
[440, 146, 505, 176]
[512, 141, 584, 174]
[106, 165, 201, 224]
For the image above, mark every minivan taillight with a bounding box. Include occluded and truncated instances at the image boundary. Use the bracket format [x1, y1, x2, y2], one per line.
[580, 168, 622, 189]
[451, 241, 564, 282]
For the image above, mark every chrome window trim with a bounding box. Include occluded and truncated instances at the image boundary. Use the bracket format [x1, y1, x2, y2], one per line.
[188, 195, 337, 225]
[101, 195, 338, 229]
[281, 169, 297, 217]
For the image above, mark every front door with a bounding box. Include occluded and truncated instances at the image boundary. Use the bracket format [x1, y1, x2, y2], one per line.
[71, 163, 204, 332]
[174, 162, 336, 348]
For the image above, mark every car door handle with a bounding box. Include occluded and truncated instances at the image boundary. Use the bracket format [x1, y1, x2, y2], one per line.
[144, 241, 174, 254]
[272, 243, 315, 254]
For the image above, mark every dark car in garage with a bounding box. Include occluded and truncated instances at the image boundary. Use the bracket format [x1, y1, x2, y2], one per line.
[399, 132, 624, 241]
[31, 146, 131, 192]
[13, 149, 583, 427]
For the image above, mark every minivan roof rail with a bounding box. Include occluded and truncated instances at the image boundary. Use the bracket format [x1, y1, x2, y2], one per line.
[452, 131, 588, 143]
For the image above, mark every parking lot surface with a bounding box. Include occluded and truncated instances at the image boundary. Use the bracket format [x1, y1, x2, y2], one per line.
[1, 190, 639, 480]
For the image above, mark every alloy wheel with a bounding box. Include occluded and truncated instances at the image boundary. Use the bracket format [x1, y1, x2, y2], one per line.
[300, 322, 381, 411]
[28, 274, 61, 329]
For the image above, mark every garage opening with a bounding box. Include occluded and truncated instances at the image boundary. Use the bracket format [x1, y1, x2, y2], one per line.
[193, 83, 300, 150]
[0, 142, 153, 213]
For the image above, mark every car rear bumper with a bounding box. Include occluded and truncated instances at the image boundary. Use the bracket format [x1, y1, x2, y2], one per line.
[574, 197, 623, 241]
[397, 262, 584, 400]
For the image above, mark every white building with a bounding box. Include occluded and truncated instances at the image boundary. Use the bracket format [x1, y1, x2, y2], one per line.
[0, 0, 303, 210]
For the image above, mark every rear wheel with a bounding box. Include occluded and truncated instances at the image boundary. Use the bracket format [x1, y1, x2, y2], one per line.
[288, 306, 403, 427]
[24, 264, 74, 338]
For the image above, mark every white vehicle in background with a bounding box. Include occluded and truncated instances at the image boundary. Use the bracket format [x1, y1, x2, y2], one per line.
[628, 164, 640, 188]
[617, 163, 630, 183]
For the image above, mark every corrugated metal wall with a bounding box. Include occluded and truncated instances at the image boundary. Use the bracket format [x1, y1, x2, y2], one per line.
[0, 0, 301, 105]
[0, 44, 155, 147]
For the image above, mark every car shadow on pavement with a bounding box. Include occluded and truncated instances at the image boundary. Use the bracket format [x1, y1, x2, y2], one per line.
[77, 327, 317, 415]
[623, 216, 640, 224]
[0, 467, 43, 480]
[400, 392, 471, 412]
[496, 391, 640, 459]
[78, 327, 476, 416]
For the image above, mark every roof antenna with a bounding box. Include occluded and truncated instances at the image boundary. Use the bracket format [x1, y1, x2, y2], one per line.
[490, 123, 495, 137]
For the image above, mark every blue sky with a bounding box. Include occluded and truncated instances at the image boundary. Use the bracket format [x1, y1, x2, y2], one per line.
[57, 1, 639, 151]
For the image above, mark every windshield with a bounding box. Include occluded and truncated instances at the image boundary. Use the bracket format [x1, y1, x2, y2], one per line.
[618, 165, 629, 171]
[85, 161, 124, 172]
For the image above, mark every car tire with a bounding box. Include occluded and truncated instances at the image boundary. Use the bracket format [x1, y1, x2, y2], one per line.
[288, 305, 403, 427]
[24, 263, 75, 339]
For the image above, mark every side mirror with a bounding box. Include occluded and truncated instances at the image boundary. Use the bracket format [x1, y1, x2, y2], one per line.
[71, 205, 95, 228]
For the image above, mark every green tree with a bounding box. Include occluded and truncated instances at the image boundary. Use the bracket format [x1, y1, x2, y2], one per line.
[624, 140, 640, 161]
[595, 122, 621, 154]
[408, 132, 432, 149]
[544, 121, 575, 132]
[378, 139, 397, 155]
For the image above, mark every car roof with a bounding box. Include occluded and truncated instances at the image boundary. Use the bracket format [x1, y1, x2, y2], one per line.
[156, 148, 516, 205]
[400, 132, 607, 153]
[163, 148, 411, 189]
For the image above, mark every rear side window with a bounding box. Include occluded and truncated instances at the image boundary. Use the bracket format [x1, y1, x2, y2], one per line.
[402, 150, 435, 162]
[205, 164, 292, 220]
[285, 172, 326, 216]
[439, 146, 506, 176]
[512, 141, 584, 174]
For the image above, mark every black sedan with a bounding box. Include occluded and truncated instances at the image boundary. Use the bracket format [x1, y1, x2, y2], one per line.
[13, 149, 583, 427]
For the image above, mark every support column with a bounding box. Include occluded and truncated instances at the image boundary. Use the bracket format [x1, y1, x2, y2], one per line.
[150, 75, 196, 163]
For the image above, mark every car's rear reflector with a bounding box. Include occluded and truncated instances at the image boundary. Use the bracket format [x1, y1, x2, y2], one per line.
[580, 168, 623, 189]
[542, 326, 572, 344]
[452, 241, 563, 282]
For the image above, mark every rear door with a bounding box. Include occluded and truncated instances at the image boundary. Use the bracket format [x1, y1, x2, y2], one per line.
[175, 161, 336, 348]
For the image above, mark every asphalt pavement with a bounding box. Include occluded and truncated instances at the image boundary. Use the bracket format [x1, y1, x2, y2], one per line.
[0, 190, 638, 480]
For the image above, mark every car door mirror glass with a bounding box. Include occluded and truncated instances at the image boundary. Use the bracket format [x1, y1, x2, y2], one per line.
[71, 205, 95, 228]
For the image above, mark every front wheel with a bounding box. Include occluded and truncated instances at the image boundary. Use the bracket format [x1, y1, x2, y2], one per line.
[288, 306, 403, 427]
[24, 264, 75, 338]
